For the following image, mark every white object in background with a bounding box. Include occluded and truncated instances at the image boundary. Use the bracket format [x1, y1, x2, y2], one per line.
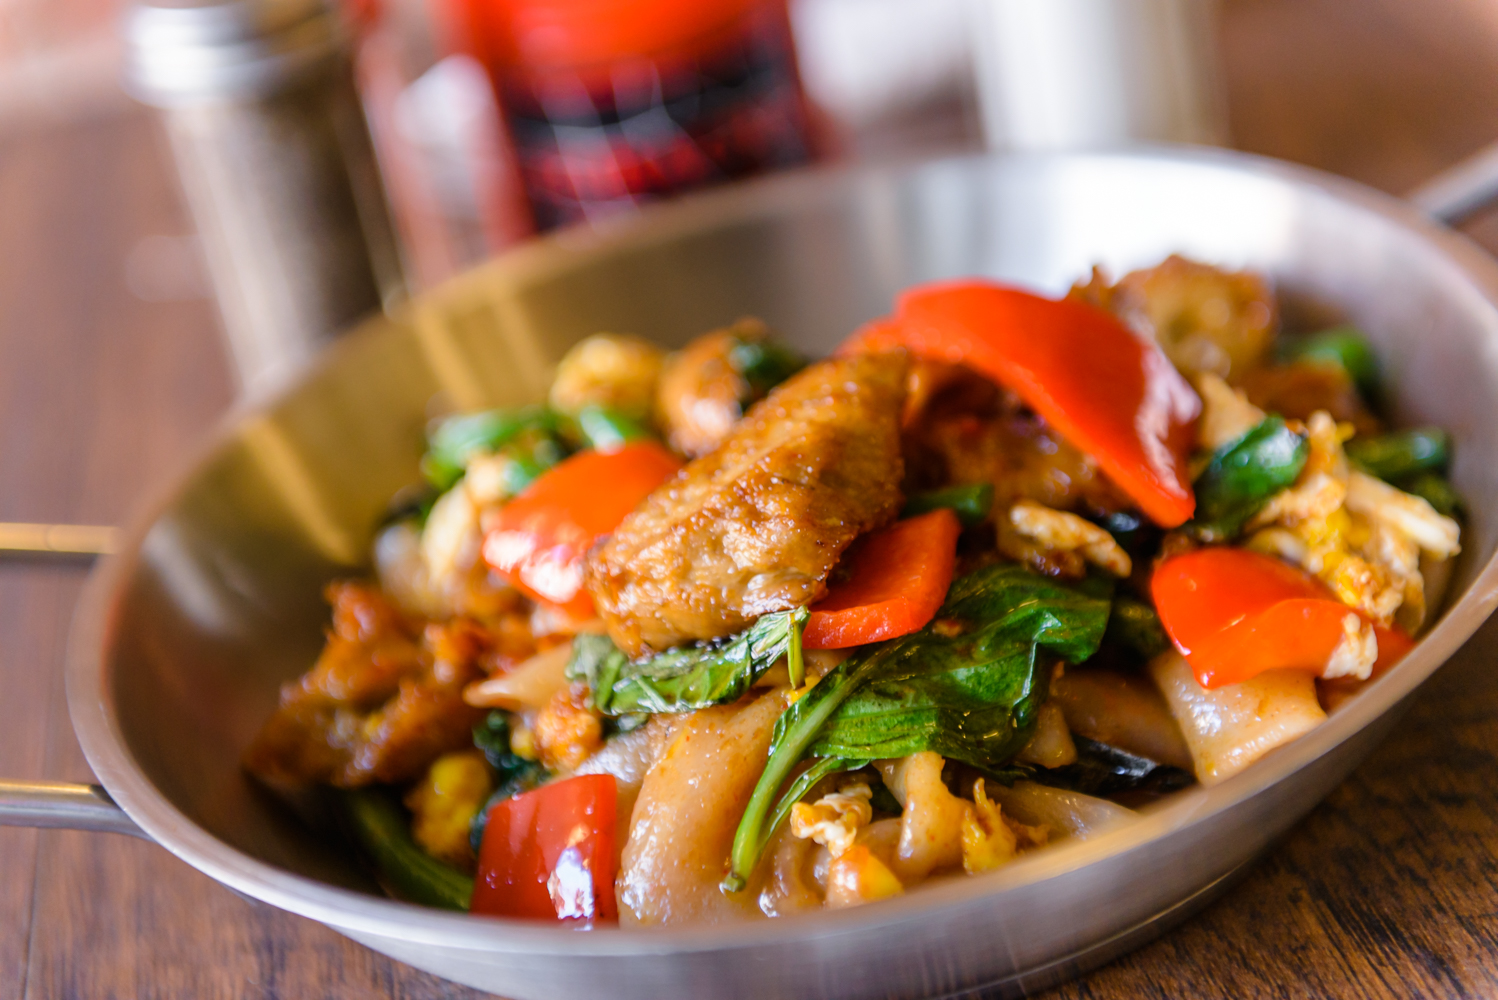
[970, 0, 1228, 150]
[791, 0, 972, 128]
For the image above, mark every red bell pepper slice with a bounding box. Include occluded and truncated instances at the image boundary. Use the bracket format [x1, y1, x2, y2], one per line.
[482, 442, 681, 617]
[842, 282, 1201, 527]
[803, 508, 961, 650]
[1152, 547, 1414, 689]
[470, 773, 618, 923]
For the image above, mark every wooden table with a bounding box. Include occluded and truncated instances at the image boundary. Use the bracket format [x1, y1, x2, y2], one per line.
[5, 0, 1498, 996]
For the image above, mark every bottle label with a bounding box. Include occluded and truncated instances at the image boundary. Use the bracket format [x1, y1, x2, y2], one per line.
[498, 10, 813, 230]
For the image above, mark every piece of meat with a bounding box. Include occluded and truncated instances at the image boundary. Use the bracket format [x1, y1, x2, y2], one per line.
[587, 351, 908, 656]
[1238, 360, 1381, 436]
[902, 361, 1133, 518]
[1072, 256, 1278, 384]
[244, 583, 490, 788]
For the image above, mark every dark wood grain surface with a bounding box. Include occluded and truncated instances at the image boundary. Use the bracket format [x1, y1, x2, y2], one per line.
[6, 0, 1498, 997]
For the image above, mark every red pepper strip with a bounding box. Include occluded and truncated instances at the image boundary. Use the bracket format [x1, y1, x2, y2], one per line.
[842, 282, 1201, 527]
[471, 774, 618, 923]
[482, 442, 681, 617]
[803, 509, 961, 650]
[1152, 547, 1414, 689]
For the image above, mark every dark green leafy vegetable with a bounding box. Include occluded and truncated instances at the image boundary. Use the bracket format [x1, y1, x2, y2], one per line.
[469, 712, 547, 852]
[724, 564, 1110, 890]
[902, 483, 995, 527]
[1104, 597, 1171, 660]
[420, 406, 567, 491]
[1285, 326, 1381, 399]
[1399, 471, 1463, 518]
[1032, 736, 1194, 798]
[340, 788, 473, 910]
[1347, 428, 1448, 481]
[574, 405, 653, 452]
[729, 337, 806, 395]
[567, 608, 809, 716]
[1190, 416, 1308, 540]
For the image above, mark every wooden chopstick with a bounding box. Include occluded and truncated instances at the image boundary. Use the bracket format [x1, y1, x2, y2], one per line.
[0, 523, 119, 556]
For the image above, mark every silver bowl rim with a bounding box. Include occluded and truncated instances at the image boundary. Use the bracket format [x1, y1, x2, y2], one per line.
[65, 143, 1498, 955]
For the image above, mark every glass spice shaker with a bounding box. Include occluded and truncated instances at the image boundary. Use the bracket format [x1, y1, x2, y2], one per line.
[125, 0, 406, 398]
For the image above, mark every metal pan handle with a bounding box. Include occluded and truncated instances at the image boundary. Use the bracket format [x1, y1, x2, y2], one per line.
[0, 780, 149, 840]
[1409, 140, 1498, 226]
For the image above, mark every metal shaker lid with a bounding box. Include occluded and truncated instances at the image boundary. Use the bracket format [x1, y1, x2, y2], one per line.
[125, 0, 345, 105]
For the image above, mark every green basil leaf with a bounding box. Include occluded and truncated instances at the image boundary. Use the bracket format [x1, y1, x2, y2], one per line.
[725, 564, 1110, 889]
[421, 406, 566, 491]
[574, 405, 654, 451]
[1396, 471, 1463, 518]
[1284, 326, 1381, 399]
[1103, 597, 1171, 660]
[340, 788, 474, 910]
[1347, 427, 1448, 481]
[902, 483, 995, 527]
[567, 608, 809, 717]
[1190, 416, 1308, 540]
[729, 337, 806, 396]
[468, 712, 549, 853]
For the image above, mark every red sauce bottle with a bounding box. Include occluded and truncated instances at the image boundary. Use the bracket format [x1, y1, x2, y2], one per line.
[445, 0, 816, 230]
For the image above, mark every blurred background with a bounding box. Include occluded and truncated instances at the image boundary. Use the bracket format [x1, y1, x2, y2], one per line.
[9, 0, 1498, 410]
[8, 0, 1498, 994]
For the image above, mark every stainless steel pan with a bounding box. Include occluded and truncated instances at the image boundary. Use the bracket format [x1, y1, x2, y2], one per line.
[7, 147, 1498, 1000]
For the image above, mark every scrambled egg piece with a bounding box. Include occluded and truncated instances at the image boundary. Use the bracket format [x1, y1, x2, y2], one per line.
[960, 778, 1050, 874]
[1323, 611, 1379, 681]
[405, 749, 493, 867]
[1002, 501, 1132, 578]
[1242, 410, 1458, 632]
[790, 781, 873, 858]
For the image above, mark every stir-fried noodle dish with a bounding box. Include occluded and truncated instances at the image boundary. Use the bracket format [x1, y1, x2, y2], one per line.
[246, 256, 1463, 925]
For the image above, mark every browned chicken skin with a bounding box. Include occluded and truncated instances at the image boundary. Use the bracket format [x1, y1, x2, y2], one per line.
[244, 583, 489, 788]
[587, 351, 909, 656]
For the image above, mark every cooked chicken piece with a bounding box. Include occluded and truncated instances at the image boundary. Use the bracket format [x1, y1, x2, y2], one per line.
[1074, 255, 1278, 383]
[618, 690, 790, 926]
[588, 351, 908, 656]
[655, 318, 803, 458]
[1239, 360, 1380, 436]
[243, 584, 489, 787]
[901, 362, 1132, 517]
[1003, 501, 1132, 578]
[549, 332, 665, 422]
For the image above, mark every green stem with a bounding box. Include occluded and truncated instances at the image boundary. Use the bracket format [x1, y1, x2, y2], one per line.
[340, 788, 474, 910]
[722, 651, 887, 892]
[786, 612, 805, 690]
